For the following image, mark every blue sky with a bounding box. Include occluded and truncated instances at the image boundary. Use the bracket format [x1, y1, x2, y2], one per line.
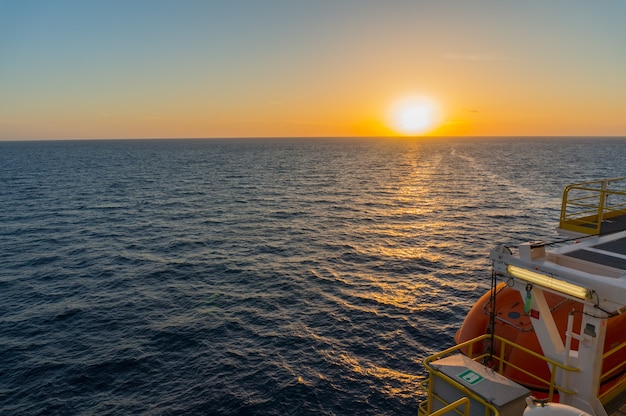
[1, 0, 626, 139]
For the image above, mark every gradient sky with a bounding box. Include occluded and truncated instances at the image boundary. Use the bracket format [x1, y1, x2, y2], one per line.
[1, 0, 626, 140]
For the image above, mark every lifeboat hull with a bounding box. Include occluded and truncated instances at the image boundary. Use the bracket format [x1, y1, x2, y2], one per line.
[456, 283, 626, 393]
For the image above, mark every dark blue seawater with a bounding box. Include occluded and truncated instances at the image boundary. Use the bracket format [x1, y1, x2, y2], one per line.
[1, 137, 625, 415]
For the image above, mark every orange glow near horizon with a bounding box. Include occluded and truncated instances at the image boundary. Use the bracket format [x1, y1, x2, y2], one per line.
[1, 2, 625, 140]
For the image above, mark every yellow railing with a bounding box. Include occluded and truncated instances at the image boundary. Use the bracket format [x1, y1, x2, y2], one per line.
[419, 334, 581, 416]
[598, 338, 626, 404]
[559, 177, 626, 235]
[418, 369, 499, 416]
[419, 396, 471, 416]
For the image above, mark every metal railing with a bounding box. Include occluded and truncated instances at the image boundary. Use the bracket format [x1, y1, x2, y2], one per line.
[559, 178, 626, 235]
[418, 334, 581, 416]
[598, 338, 626, 404]
[429, 398, 471, 416]
[418, 392, 473, 416]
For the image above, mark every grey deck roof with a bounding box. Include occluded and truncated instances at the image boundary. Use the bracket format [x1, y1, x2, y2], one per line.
[564, 236, 626, 271]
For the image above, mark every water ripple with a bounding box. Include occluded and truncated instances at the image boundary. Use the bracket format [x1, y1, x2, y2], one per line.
[1, 137, 625, 415]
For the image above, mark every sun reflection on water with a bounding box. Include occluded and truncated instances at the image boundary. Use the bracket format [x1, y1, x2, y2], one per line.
[333, 351, 425, 399]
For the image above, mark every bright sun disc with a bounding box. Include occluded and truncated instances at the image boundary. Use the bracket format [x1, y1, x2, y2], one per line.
[390, 97, 440, 135]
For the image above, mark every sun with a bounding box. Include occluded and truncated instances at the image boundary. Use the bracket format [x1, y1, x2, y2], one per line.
[389, 97, 440, 136]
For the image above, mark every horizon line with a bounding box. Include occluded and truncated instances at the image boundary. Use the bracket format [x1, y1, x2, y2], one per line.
[2, 135, 626, 143]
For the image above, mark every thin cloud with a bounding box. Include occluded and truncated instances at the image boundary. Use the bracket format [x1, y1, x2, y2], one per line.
[442, 53, 513, 61]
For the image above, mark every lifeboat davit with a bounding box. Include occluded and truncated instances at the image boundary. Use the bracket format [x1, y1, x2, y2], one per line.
[456, 282, 626, 394]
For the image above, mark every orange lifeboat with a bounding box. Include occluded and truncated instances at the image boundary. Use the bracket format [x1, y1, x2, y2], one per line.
[455, 282, 626, 394]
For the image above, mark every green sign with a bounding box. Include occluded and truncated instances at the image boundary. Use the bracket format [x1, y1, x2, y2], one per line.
[457, 369, 484, 385]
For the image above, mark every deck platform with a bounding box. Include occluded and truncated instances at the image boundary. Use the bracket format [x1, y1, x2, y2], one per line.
[564, 236, 626, 270]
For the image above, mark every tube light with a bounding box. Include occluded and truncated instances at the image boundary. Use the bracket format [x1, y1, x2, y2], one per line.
[506, 265, 592, 300]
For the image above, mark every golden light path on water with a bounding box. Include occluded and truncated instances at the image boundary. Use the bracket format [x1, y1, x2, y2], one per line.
[293, 144, 491, 402]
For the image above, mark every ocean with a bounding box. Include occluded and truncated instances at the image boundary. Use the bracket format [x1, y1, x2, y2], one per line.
[1, 137, 625, 415]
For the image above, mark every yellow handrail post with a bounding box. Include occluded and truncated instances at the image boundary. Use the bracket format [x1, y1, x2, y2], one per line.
[426, 371, 434, 415]
[597, 180, 608, 230]
[560, 185, 571, 229]
[548, 363, 557, 402]
[498, 343, 505, 373]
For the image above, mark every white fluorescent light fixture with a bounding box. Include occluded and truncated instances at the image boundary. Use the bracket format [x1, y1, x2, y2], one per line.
[506, 265, 592, 300]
